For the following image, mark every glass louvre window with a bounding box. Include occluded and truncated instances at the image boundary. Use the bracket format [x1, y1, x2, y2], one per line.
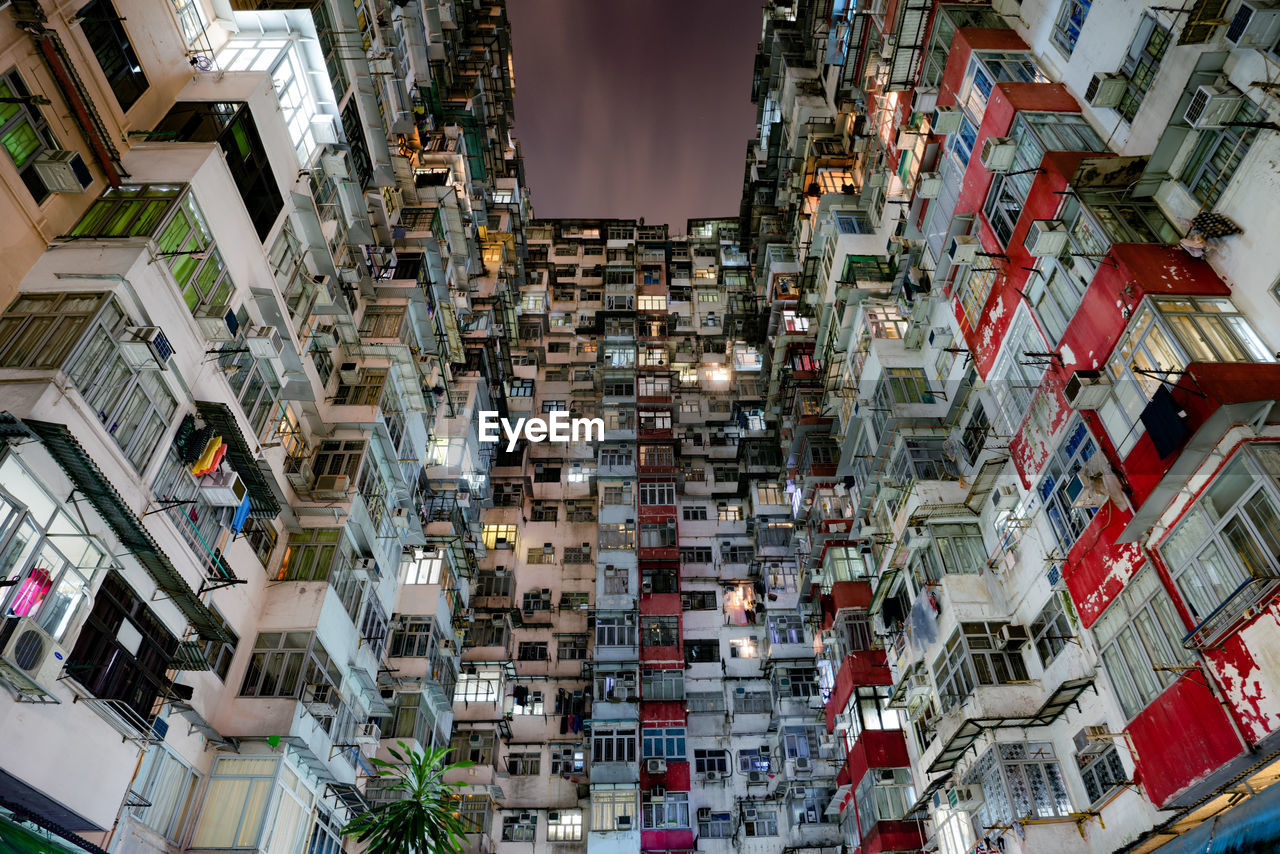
[643, 792, 690, 828]
[966, 742, 1072, 832]
[0, 70, 64, 201]
[1079, 745, 1128, 804]
[1181, 98, 1265, 206]
[1052, 0, 1092, 54]
[131, 746, 201, 843]
[1037, 420, 1099, 552]
[1161, 447, 1280, 626]
[79, 0, 149, 111]
[1093, 567, 1191, 718]
[1115, 17, 1170, 122]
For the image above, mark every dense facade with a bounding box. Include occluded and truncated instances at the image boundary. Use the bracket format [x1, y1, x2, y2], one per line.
[0, 1, 1278, 854]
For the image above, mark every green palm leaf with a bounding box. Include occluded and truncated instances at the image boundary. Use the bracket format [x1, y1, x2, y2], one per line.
[342, 742, 475, 854]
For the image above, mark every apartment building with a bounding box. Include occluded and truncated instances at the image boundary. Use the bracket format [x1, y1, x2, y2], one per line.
[0, 0, 523, 851]
[740, 0, 1280, 852]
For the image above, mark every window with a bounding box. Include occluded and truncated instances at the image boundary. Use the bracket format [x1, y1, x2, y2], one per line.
[599, 522, 636, 549]
[1079, 744, 1128, 804]
[643, 791, 689, 829]
[685, 638, 720, 664]
[641, 615, 679, 646]
[518, 641, 548, 661]
[639, 481, 676, 505]
[131, 746, 201, 843]
[483, 524, 517, 550]
[510, 378, 534, 397]
[404, 551, 444, 585]
[1099, 298, 1270, 456]
[547, 810, 583, 841]
[600, 446, 632, 468]
[1094, 566, 1192, 719]
[639, 445, 675, 468]
[0, 70, 66, 201]
[1052, 0, 1092, 54]
[683, 504, 708, 521]
[956, 265, 997, 328]
[1031, 593, 1074, 668]
[743, 808, 778, 836]
[557, 634, 588, 660]
[989, 309, 1050, 435]
[278, 528, 345, 581]
[694, 749, 729, 775]
[239, 630, 340, 699]
[390, 617, 436, 658]
[455, 671, 501, 702]
[190, 757, 280, 848]
[882, 367, 932, 405]
[967, 742, 1072, 832]
[1114, 16, 1170, 122]
[834, 210, 872, 234]
[769, 614, 805, 644]
[718, 503, 743, 521]
[0, 459, 106, 641]
[591, 788, 637, 831]
[698, 811, 733, 838]
[756, 483, 784, 506]
[449, 731, 496, 765]
[593, 726, 637, 763]
[1037, 420, 1098, 552]
[1161, 446, 1280, 628]
[200, 608, 239, 681]
[66, 571, 177, 721]
[596, 615, 638, 647]
[549, 744, 584, 775]
[642, 727, 686, 759]
[502, 814, 536, 842]
[681, 547, 713, 564]
[932, 622, 1029, 711]
[1180, 98, 1265, 207]
[734, 688, 771, 713]
[639, 521, 677, 550]
[79, 0, 149, 110]
[854, 770, 914, 831]
[458, 796, 491, 833]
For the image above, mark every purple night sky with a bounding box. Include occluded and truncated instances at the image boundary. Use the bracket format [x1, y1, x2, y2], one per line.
[506, 1, 762, 232]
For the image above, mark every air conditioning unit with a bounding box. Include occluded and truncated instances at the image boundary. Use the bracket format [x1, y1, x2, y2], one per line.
[903, 525, 931, 550]
[1074, 725, 1118, 755]
[338, 362, 362, 385]
[356, 721, 381, 749]
[286, 460, 314, 493]
[1184, 85, 1244, 129]
[247, 328, 285, 361]
[992, 484, 1020, 512]
[931, 105, 963, 134]
[119, 326, 174, 370]
[916, 172, 943, 199]
[321, 151, 349, 179]
[1063, 369, 1113, 409]
[794, 756, 813, 773]
[311, 474, 350, 497]
[1226, 0, 1280, 48]
[196, 304, 237, 342]
[747, 770, 766, 784]
[947, 234, 981, 265]
[1024, 220, 1070, 258]
[199, 470, 247, 507]
[906, 672, 932, 701]
[703, 770, 723, 782]
[943, 785, 985, 812]
[979, 136, 1018, 172]
[0, 617, 66, 695]
[303, 683, 337, 718]
[391, 507, 411, 529]
[744, 807, 760, 821]
[997, 623, 1031, 650]
[1085, 72, 1128, 109]
[32, 149, 90, 193]
[649, 785, 666, 800]
[647, 758, 667, 774]
[352, 557, 378, 580]
[616, 815, 633, 830]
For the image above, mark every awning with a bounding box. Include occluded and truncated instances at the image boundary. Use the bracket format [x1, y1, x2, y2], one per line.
[0, 805, 106, 854]
[194, 401, 281, 519]
[928, 677, 1095, 773]
[1151, 776, 1280, 853]
[16, 419, 230, 643]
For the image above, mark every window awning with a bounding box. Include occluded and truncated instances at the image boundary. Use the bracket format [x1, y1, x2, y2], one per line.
[927, 677, 1095, 773]
[0, 805, 107, 854]
[194, 401, 281, 519]
[13, 418, 231, 643]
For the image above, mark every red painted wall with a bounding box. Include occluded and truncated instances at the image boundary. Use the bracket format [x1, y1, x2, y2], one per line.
[640, 760, 690, 791]
[844, 728, 911, 784]
[640, 700, 686, 727]
[641, 829, 694, 851]
[1062, 508, 1145, 628]
[859, 820, 926, 854]
[1127, 675, 1244, 806]
[826, 650, 891, 732]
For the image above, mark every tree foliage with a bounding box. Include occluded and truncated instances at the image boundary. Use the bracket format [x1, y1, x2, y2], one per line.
[342, 742, 473, 854]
